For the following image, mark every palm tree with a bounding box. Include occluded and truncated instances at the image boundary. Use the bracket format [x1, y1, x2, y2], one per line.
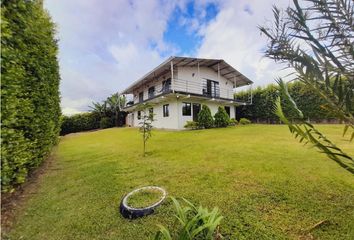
[89, 101, 107, 117]
[106, 93, 126, 127]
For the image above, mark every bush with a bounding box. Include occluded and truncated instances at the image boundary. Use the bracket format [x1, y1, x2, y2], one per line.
[1, 1, 61, 192]
[198, 105, 214, 129]
[100, 117, 114, 129]
[184, 121, 199, 130]
[155, 197, 223, 239]
[239, 118, 251, 125]
[60, 113, 100, 135]
[229, 118, 238, 126]
[214, 106, 230, 128]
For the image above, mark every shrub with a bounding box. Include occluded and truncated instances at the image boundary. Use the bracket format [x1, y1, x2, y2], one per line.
[229, 118, 238, 126]
[99, 117, 114, 129]
[239, 118, 251, 125]
[198, 105, 214, 129]
[155, 197, 223, 239]
[60, 113, 100, 135]
[184, 121, 199, 130]
[1, 1, 61, 192]
[214, 106, 230, 128]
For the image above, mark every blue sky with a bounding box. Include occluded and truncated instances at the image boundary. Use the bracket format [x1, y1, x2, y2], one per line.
[45, 0, 290, 115]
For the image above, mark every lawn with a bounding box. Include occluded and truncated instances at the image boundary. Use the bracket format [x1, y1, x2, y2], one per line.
[5, 125, 354, 239]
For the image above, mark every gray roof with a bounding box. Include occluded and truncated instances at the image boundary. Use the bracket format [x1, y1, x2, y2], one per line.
[122, 56, 253, 94]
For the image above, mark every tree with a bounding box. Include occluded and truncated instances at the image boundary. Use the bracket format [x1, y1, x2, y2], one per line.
[137, 103, 154, 156]
[198, 105, 214, 129]
[260, 0, 354, 173]
[214, 106, 230, 128]
[106, 93, 125, 127]
[89, 101, 107, 118]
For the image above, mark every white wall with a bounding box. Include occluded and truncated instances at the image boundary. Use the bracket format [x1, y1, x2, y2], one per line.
[131, 99, 179, 129]
[176, 99, 235, 129]
[176, 66, 235, 99]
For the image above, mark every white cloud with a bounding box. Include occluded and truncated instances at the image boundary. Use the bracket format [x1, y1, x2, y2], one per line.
[45, 0, 292, 115]
[45, 0, 187, 115]
[197, 0, 291, 89]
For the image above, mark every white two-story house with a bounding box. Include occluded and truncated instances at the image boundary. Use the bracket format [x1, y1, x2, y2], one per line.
[122, 56, 253, 130]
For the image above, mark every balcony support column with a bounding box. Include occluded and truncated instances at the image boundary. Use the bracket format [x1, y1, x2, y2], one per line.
[171, 60, 174, 93]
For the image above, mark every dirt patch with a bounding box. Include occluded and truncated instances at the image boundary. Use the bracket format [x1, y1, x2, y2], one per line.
[1, 151, 58, 235]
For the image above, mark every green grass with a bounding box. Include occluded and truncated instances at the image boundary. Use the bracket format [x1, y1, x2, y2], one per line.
[6, 125, 354, 239]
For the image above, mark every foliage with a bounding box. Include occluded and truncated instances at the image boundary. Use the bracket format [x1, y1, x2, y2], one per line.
[184, 121, 199, 130]
[99, 117, 114, 129]
[106, 93, 126, 127]
[235, 81, 336, 122]
[60, 113, 100, 135]
[214, 107, 230, 128]
[229, 118, 238, 126]
[239, 118, 251, 125]
[154, 197, 223, 240]
[88, 92, 127, 128]
[137, 103, 154, 156]
[1, 0, 61, 192]
[260, 0, 354, 173]
[198, 105, 214, 129]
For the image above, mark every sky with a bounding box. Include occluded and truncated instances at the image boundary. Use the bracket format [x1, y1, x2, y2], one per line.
[45, 0, 291, 115]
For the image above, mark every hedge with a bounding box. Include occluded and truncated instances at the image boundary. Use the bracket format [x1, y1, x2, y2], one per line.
[235, 81, 336, 123]
[60, 113, 101, 135]
[1, 0, 61, 192]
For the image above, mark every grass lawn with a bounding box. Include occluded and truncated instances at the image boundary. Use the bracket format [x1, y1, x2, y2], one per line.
[5, 125, 354, 239]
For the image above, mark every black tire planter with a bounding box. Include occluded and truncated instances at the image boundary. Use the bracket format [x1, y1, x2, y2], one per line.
[119, 186, 167, 219]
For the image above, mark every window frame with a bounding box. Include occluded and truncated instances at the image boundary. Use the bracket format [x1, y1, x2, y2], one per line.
[148, 86, 155, 99]
[182, 102, 192, 116]
[163, 104, 169, 117]
[139, 92, 144, 103]
[137, 111, 141, 120]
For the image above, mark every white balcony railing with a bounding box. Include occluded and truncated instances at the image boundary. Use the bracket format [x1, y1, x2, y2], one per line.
[173, 78, 235, 100]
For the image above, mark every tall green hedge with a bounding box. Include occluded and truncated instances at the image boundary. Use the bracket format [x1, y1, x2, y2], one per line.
[1, 0, 61, 192]
[235, 82, 335, 123]
[60, 113, 101, 135]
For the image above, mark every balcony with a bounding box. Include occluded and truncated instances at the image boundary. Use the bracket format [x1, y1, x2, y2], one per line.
[173, 78, 234, 100]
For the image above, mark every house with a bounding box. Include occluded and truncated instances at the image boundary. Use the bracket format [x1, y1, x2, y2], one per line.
[122, 56, 253, 129]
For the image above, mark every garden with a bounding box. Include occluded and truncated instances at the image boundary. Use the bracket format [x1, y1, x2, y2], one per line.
[4, 125, 354, 239]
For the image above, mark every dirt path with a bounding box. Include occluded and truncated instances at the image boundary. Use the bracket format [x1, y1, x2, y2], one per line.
[1, 152, 58, 236]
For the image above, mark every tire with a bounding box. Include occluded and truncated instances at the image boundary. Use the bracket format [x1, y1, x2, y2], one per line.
[119, 186, 167, 219]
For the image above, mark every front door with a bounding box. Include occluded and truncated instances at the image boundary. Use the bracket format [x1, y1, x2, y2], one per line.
[192, 103, 201, 122]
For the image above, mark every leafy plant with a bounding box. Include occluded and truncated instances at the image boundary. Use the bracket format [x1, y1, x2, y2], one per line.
[184, 121, 199, 130]
[260, 0, 354, 174]
[154, 197, 223, 240]
[239, 118, 251, 125]
[229, 118, 238, 126]
[137, 103, 154, 156]
[106, 93, 126, 127]
[99, 117, 114, 129]
[198, 105, 214, 129]
[214, 107, 230, 128]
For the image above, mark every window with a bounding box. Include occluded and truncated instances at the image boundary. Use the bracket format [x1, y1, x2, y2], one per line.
[163, 104, 169, 117]
[225, 106, 230, 117]
[139, 92, 143, 103]
[137, 111, 141, 120]
[162, 78, 171, 92]
[148, 86, 155, 98]
[182, 102, 191, 116]
[202, 79, 220, 98]
[149, 108, 154, 119]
